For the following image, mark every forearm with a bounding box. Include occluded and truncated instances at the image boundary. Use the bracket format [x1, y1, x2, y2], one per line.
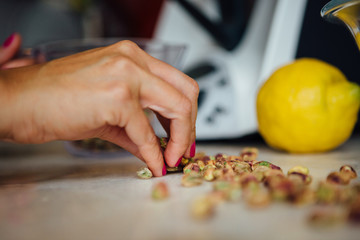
[0, 69, 13, 140]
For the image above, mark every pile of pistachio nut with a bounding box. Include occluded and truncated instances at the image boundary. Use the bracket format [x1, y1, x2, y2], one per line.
[137, 138, 360, 225]
[183, 149, 359, 224]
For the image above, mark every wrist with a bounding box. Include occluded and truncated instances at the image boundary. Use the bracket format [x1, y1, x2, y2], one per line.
[0, 65, 41, 142]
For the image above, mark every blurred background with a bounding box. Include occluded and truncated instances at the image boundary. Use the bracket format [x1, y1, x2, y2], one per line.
[0, 0, 359, 139]
[0, 0, 164, 45]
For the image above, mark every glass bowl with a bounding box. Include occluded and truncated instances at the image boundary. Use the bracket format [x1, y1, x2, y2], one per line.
[32, 38, 186, 67]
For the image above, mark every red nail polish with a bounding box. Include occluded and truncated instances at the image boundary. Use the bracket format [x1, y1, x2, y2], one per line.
[3, 33, 15, 48]
[190, 141, 196, 157]
[162, 165, 167, 176]
[175, 157, 182, 167]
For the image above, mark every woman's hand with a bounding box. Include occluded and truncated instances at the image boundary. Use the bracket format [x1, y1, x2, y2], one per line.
[0, 33, 35, 69]
[0, 40, 199, 177]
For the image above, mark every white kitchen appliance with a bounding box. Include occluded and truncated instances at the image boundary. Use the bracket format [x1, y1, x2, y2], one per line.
[153, 0, 308, 139]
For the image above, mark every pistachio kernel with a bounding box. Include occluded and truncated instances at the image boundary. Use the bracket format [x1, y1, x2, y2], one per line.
[203, 168, 216, 181]
[233, 162, 252, 175]
[239, 173, 259, 188]
[183, 163, 200, 174]
[253, 161, 281, 171]
[339, 165, 357, 179]
[152, 182, 169, 200]
[243, 186, 271, 208]
[196, 160, 206, 170]
[240, 147, 258, 160]
[137, 167, 153, 179]
[159, 137, 168, 149]
[166, 166, 183, 173]
[288, 172, 312, 185]
[181, 157, 191, 166]
[288, 165, 310, 176]
[181, 172, 203, 187]
[203, 164, 216, 172]
[206, 159, 216, 166]
[213, 169, 224, 179]
[316, 182, 337, 204]
[326, 172, 351, 185]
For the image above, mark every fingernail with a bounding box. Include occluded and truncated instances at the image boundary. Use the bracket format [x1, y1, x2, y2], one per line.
[175, 157, 182, 167]
[162, 165, 167, 176]
[3, 33, 15, 48]
[190, 141, 196, 157]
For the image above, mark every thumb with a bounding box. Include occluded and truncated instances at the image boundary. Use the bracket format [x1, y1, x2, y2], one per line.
[0, 33, 22, 66]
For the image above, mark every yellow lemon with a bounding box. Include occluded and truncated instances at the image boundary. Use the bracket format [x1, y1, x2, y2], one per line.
[257, 58, 360, 153]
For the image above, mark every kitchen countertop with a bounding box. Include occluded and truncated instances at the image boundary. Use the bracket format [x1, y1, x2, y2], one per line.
[0, 136, 359, 240]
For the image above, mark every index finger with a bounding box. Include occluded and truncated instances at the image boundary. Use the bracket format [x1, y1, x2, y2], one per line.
[140, 72, 193, 167]
[144, 54, 199, 157]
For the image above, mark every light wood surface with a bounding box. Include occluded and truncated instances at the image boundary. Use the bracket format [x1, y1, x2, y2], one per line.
[0, 136, 359, 240]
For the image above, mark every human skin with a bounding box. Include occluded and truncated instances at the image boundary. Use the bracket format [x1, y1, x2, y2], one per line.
[0, 33, 35, 69]
[0, 33, 199, 177]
